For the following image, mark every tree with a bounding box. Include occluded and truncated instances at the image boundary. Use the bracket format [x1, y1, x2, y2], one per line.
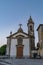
[0, 45, 6, 55]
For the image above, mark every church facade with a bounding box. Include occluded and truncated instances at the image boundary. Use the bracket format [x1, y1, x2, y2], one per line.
[6, 16, 35, 58]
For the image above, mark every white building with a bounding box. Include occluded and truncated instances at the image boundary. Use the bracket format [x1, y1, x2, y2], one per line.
[6, 16, 35, 58]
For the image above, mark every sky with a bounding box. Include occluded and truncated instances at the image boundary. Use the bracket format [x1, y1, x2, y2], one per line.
[0, 0, 43, 47]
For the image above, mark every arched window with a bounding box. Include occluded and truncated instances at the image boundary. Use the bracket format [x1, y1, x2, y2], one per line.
[30, 25, 32, 30]
[17, 37, 23, 45]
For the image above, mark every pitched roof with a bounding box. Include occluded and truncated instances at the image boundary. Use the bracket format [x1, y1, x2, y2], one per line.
[17, 26, 23, 32]
[6, 31, 29, 38]
[37, 24, 43, 31]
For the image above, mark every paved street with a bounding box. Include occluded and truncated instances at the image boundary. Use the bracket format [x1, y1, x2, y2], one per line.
[0, 58, 43, 65]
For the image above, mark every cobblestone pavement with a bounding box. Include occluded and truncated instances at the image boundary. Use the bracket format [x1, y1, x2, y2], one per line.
[0, 58, 43, 65]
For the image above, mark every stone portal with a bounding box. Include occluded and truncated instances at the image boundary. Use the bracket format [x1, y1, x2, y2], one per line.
[16, 45, 24, 58]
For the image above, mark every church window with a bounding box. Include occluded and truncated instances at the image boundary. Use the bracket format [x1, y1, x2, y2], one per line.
[30, 25, 32, 30]
[17, 37, 23, 45]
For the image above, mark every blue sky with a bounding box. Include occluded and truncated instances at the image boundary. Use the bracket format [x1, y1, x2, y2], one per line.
[0, 0, 43, 46]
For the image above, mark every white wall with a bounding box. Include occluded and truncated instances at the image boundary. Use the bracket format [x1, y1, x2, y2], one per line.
[10, 39, 17, 56]
[23, 39, 30, 56]
[6, 38, 10, 55]
[10, 38, 30, 57]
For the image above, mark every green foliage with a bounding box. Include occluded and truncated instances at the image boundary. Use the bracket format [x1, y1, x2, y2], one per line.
[0, 45, 6, 55]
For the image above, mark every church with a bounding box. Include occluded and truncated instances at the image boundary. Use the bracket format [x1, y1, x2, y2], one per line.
[6, 16, 35, 58]
[6, 16, 43, 59]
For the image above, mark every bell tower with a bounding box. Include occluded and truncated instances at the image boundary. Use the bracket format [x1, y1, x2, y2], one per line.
[27, 16, 35, 57]
[27, 16, 34, 36]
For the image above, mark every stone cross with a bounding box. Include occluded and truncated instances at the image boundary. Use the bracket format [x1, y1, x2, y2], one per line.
[19, 24, 22, 28]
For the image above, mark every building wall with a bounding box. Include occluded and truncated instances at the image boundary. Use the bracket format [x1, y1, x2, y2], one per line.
[38, 26, 43, 56]
[38, 48, 43, 57]
[10, 38, 30, 57]
[6, 38, 10, 55]
[38, 27, 41, 44]
[23, 39, 30, 56]
[38, 26, 43, 48]
[40, 49, 43, 57]
[10, 39, 17, 57]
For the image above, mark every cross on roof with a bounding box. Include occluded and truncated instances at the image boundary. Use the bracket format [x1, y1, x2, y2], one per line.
[19, 24, 22, 28]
